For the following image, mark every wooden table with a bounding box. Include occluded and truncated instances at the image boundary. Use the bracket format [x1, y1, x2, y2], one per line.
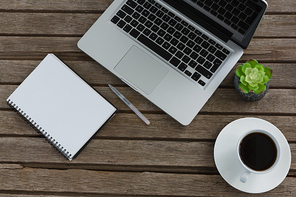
[1, 0, 296, 196]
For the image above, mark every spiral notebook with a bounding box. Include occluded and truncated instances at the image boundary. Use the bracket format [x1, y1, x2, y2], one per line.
[7, 54, 117, 160]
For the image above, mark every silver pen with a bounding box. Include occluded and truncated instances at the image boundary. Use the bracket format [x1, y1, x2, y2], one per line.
[108, 84, 150, 125]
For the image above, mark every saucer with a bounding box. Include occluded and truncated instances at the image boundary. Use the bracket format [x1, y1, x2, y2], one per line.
[214, 117, 291, 193]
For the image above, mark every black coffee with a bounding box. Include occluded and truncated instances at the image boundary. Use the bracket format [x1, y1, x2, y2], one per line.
[239, 132, 277, 171]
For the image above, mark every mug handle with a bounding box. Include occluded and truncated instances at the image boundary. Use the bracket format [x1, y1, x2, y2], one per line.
[240, 170, 251, 183]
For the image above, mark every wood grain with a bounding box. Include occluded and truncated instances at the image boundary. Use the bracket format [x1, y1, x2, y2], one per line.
[0, 167, 296, 196]
[0, 13, 295, 37]
[1, 60, 295, 88]
[1, 37, 295, 61]
[0, 0, 295, 13]
[0, 0, 113, 12]
[2, 111, 296, 141]
[0, 137, 296, 170]
[2, 85, 296, 114]
[1, 0, 296, 196]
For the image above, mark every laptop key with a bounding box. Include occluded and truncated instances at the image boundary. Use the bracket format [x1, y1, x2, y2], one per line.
[151, 25, 159, 32]
[210, 59, 222, 72]
[195, 65, 213, 79]
[162, 42, 171, 49]
[156, 37, 164, 45]
[156, 10, 164, 18]
[155, 3, 162, 9]
[177, 43, 185, 50]
[189, 60, 197, 68]
[139, 16, 147, 23]
[148, 14, 156, 21]
[198, 80, 206, 86]
[138, 35, 172, 61]
[238, 21, 249, 31]
[184, 47, 192, 55]
[117, 10, 126, 19]
[204, 61, 212, 69]
[144, 20, 153, 28]
[124, 15, 133, 23]
[197, 56, 205, 64]
[176, 51, 184, 58]
[123, 24, 132, 33]
[132, 12, 141, 19]
[149, 33, 158, 40]
[135, 6, 144, 13]
[130, 29, 140, 38]
[170, 38, 178, 46]
[143, 2, 152, 9]
[150, 6, 158, 13]
[143, 28, 152, 36]
[170, 57, 181, 67]
[175, 23, 183, 31]
[207, 54, 215, 62]
[142, 10, 150, 17]
[215, 50, 227, 60]
[185, 70, 192, 77]
[137, 0, 145, 5]
[195, 37, 203, 44]
[111, 16, 120, 24]
[127, 0, 137, 8]
[167, 27, 176, 34]
[131, 20, 139, 27]
[148, 0, 155, 4]
[222, 48, 230, 55]
[192, 72, 201, 81]
[193, 45, 202, 53]
[201, 41, 210, 49]
[117, 20, 126, 28]
[173, 31, 182, 39]
[137, 24, 145, 31]
[169, 46, 177, 54]
[178, 63, 188, 71]
[208, 46, 217, 53]
[182, 55, 190, 63]
[122, 5, 134, 15]
[181, 28, 190, 35]
[200, 49, 208, 57]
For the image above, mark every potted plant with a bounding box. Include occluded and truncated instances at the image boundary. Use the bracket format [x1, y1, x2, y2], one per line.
[234, 59, 273, 101]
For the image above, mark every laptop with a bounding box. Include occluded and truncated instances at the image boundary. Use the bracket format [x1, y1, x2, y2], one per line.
[78, 0, 268, 125]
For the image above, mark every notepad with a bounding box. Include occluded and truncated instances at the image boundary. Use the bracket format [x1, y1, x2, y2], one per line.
[7, 54, 117, 160]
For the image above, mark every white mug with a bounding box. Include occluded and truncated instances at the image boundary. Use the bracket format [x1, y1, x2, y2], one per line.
[237, 130, 281, 183]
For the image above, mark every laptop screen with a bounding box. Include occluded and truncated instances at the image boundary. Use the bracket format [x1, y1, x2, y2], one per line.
[162, 0, 267, 49]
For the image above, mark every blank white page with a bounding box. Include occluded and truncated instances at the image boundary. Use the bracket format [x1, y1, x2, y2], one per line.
[7, 54, 117, 160]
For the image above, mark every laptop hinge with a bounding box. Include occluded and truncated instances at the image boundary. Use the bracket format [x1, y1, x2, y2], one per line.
[162, 0, 233, 43]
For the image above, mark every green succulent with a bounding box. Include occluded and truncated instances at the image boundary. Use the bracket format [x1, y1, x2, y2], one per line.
[235, 59, 272, 94]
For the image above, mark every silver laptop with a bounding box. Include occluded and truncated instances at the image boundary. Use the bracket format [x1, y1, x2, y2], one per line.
[78, 0, 268, 125]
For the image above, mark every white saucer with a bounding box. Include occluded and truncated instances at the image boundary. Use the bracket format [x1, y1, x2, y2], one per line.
[214, 117, 291, 193]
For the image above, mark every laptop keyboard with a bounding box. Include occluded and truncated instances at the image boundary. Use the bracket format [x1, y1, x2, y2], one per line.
[111, 0, 231, 87]
[190, 0, 262, 35]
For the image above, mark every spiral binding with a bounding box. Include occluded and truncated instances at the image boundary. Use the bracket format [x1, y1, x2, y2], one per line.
[7, 99, 72, 160]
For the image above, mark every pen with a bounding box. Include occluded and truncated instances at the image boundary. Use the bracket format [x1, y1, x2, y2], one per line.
[108, 84, 150, 125]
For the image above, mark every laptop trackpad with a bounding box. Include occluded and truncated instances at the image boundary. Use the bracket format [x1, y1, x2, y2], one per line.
[114, 46, 169, 95]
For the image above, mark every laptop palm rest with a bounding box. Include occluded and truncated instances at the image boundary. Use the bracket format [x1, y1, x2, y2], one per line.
[114, 46, 169, 95]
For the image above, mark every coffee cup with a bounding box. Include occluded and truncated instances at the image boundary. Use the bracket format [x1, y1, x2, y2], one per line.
[237, 129, 281, 183]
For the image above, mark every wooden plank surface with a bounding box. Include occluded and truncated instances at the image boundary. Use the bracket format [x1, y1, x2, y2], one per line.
[1, 111, 296, 141]
[2, 86, 296, 114]
[0, 13, 295, 37]
[0, 0, 295, 13]
[1, 61, 295, 88]
[1, 166, 296, 196]
[0, 37, 295, 61]
[1, 0, 296, 196]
